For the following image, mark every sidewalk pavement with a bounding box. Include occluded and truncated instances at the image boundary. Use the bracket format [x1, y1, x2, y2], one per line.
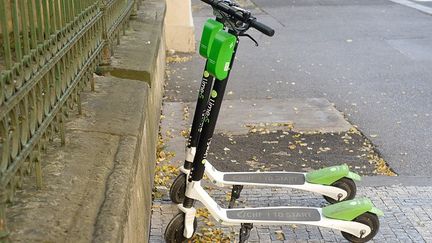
[149, 94, 432, 242]
[151, 0, 432, 240]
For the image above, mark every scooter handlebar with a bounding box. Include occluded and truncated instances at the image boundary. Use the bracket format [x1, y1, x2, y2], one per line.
[250, 19, 274, 37]
[201, 0, 275, 36]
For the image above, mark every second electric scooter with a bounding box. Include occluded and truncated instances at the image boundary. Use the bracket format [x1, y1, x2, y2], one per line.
[169, 3, 360, 207]
[165, 1, 383, 242]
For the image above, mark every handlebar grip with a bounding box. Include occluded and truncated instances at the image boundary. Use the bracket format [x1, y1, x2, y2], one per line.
[250, 19, 275, 36]
[201, 0, 275, 37]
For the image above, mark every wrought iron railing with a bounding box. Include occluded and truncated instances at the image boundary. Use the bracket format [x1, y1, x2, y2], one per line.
[0, 0, 135, 237]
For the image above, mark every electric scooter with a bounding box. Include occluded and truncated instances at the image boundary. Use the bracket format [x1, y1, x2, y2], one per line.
[165, 1, 383, 242]
[169, 3, 360, 207]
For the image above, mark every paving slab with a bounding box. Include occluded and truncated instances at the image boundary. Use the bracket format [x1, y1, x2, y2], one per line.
[151, 182, 432, 242]
[185, 98, 353, 134]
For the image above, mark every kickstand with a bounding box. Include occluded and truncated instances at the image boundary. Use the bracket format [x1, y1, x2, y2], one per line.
[239, 223, 253, 243]
[228, 185, 243, 208]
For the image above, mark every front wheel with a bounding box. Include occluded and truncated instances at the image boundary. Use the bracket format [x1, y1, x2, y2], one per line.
[323, 177, 356, 204]
[164, 213, 198, 243]
[170, 173, 187, 204]
[342, 212, 380, 243]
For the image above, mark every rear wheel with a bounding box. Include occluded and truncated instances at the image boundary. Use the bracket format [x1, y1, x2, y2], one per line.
[323, 177, 356, 204]
[170, 173, 187, 204]
[342, 212, 380, 243]
[164, 213, 198, 243]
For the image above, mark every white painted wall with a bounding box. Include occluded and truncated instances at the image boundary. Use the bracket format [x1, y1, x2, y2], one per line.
[165, 0, 196, 52]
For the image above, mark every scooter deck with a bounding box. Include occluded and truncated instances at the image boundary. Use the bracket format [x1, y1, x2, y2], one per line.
[223, 172, 305, 185]
[226, 207, 321, 221]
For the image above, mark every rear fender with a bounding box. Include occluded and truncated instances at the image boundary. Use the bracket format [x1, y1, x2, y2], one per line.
[305, 164, 361, 185]
[322, 198, 384, 221]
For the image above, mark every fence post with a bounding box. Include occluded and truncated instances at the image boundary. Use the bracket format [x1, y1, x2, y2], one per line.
[100, 0, 112, 66]
[131, 0, 138, 17]
[0, 189, 8, 239]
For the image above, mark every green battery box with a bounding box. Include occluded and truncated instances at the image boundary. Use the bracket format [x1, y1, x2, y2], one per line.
[206, 31, 236, 80]
[199, 19, 224, 59]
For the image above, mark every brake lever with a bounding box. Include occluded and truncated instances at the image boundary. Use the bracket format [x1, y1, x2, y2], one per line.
[239, 33, 258, 46]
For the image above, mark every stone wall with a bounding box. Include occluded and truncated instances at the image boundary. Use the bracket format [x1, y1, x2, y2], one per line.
[5, 1, 166, 242]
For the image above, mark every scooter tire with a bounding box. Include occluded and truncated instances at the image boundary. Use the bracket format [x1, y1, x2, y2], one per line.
[170, 173, 187, 204]
[323, 177, 356, 204]
[341, 212, 380, 243]
[164, 213, 198, 243]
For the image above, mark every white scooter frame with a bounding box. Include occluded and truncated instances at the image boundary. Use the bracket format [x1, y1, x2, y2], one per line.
[178, 180, 373, 239]
[178, 147, 358, 202]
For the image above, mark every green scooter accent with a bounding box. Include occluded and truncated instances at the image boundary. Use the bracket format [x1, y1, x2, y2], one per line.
[305, 164, 361, 185]
[206, 31, 236, 80]
[199, 19, 224, 59]
[323, 198, 384, 221]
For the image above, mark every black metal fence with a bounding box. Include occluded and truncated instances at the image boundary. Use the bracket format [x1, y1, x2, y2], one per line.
[0, 0, 136, 237]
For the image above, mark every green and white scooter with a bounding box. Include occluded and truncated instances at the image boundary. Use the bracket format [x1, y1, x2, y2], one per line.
[170, 7, 361, 207]
[165, 1, 383, 242]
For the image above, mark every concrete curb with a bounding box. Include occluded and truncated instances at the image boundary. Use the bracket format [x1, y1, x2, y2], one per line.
[92, 1, 167, 242]
[92, 135, 139, 243]
[360, 176, 432, 187]
[70, 76, 153, 243]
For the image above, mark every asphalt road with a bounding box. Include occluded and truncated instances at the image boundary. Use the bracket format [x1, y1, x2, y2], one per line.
[173, 0, 432, 177]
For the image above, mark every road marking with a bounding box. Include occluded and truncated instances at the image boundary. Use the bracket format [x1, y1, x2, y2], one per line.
[389, 0, 432, 14]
